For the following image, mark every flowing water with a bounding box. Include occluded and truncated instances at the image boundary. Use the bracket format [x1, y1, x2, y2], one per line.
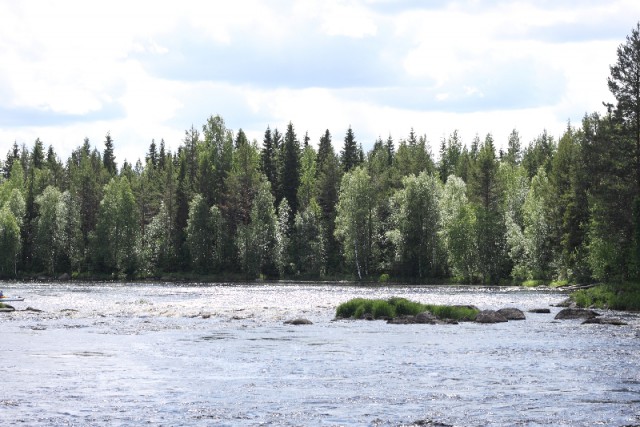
[0, 282, 639, 426]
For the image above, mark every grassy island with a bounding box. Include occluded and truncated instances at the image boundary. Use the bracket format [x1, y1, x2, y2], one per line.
[335, 297, 479, 321]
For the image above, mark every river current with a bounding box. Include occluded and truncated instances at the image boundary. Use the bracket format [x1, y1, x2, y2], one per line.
[0, 282, 639, 426]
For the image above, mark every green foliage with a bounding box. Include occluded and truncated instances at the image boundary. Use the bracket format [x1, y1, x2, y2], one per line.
[549, 279, 569, 288]
[0, 207, 21, 276]
[6, 23, 640, 287]
[335, 297, 479, 321]
[378, 273, 390, 283]
[571, 284, 640, 311]
[439, 175, 478, 282]
[335, 166, 378, 279]
[522, 279, 545, 288]
[186, 193, 216, 272]
[34, 186, 65, 275]
[293, 199, 325, 277]
[93, 177, 139, 275]
[388, 171, 444, 278]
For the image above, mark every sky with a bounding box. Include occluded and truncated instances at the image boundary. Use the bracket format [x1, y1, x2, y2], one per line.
[0, 0, 638, 165]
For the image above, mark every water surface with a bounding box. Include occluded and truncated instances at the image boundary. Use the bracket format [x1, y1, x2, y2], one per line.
[1, 282, 639, 426]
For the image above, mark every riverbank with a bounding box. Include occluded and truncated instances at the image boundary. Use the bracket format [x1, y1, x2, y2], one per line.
[570, 283, 640, 311]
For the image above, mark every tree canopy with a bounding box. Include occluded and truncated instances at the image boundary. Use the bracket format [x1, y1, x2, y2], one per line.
[1, 25, 640, 286]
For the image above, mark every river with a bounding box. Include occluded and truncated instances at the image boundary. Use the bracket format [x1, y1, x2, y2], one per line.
[0, 282, 639, 426]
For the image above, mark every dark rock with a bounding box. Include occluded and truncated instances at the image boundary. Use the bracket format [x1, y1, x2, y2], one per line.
[554, 308, 600, 320]
[0, 304, 15, 312]
[415, 311, 440, 324]
[475, 310, 508, 323]
[284, 318, 313, 325]
[497, 307, 526, 320]
[24, 307, 43, 313]
[200, 312, 211, 319]
[361, 313, 374, 321]
[58, 272, 71, 281]
[553, 298, 575, 308]
[409, 419, 453, 427]
[387, 315, 416, 324]
[582, 317, 628, 326]
[528, 308, 551, 314]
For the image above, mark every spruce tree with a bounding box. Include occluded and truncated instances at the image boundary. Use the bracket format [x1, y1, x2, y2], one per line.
[103, 132, 117, 175]
[340, 126, 359, 172]
[261, 126, 278, 196]
[279, 122, 301, 216]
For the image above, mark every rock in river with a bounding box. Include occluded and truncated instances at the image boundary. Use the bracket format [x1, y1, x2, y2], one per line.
[284, 318, 313, 325]
[528, 308, 551, 314]
[474, 310, 508, 323]
[554, 308, 600, 320]
[0, 304, 15, 312]
[582, 317, 628, 326]
[497, 307, 526, 320]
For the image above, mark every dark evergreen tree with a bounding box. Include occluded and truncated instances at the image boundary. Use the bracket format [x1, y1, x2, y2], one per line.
[340, 126, 359, 172]
[385, 135, 395, 165]
[606, 22, 640, 277]
[3, 142, 20, 179]
[315, 130, 342, 273]
[522, 130, 555, 179]
[279, 122, 301, 216]
[261, 126, 278, 198]
[438, 130, 463, 182]
[31, 138, 45, 170]
[103, 132, 117, 175]
[469, 134, 506, 283]
[146, 140, 158, 168]
[234, 128, 249, 148]
[316, 129, 333, 171]
[158, 139, 167, 170]
[505, 129, 522, 166]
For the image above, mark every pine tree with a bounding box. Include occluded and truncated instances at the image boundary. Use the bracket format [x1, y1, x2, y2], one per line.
[606, 22, 640, 278]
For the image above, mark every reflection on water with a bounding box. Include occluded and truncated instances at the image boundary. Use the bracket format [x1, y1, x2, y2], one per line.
[0, 282, 639, 426]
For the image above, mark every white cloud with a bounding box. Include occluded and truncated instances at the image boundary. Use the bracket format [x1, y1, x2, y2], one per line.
[0, 0, 638, 163]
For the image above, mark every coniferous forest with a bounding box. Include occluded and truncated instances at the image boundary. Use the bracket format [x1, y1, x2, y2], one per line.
[2, 25, 640, 287]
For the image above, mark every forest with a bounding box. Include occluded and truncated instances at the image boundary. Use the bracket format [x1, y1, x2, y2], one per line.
[1, 25, 640, 287]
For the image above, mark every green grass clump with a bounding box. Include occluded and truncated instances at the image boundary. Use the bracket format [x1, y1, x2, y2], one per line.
[549, 280, 569, 288]
[571, 283, 640, 311]
[522, 279, 546, 288]
[335, 297, 479, 321]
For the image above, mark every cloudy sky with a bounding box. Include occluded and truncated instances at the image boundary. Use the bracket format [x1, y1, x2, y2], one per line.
[0, 0, 638, 165]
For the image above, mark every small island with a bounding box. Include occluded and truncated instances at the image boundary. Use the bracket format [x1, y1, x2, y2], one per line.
[335, 297, 480, 324]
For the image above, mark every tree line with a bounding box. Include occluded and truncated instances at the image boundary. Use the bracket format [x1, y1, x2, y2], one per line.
[1, 24, 640, 285]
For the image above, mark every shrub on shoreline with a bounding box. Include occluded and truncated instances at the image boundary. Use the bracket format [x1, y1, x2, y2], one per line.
[571, 284, 640, 311]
